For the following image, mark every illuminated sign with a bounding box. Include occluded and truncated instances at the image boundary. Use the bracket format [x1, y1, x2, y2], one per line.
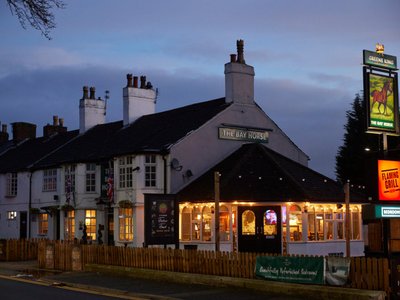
[375, 205, 400, 218]
[378, 160, 400, 201]
[364, 71, 399, 135]
[363, 50, 397, 70]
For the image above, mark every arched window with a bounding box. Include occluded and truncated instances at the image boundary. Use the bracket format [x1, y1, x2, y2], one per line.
[289, 204, 302, 241]
[242, 210, 255, 235]
[219, 205, 230, 241]
[264, 210, 277, 236]
[202, 206, 212, 241]
[181, 207, 191, 241]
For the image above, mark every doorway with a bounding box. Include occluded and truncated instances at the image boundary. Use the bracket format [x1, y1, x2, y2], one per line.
[20, 211, 27, 239]
[238, 205, 281, 253]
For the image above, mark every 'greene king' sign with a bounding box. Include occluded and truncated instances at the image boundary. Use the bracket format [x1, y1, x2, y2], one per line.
[219, 127, 269, 143]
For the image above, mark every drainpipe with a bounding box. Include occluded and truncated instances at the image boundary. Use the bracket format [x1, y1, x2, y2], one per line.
[162, 155, 167, 194]
[28, 171, 32, 238]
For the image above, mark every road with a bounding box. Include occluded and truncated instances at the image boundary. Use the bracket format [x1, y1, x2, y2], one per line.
[0, 272, 304, 300]
[0, 275, 123, 300]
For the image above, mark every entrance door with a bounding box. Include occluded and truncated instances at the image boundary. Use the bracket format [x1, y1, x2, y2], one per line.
[238, 206, 281, 253]
[20, 211, 27, 239]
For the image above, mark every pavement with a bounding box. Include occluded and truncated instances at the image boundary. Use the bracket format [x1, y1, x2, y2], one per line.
[0, 260, 386, 300]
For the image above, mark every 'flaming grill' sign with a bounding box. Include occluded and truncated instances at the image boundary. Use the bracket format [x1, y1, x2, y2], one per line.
[378, 160, 400, 201]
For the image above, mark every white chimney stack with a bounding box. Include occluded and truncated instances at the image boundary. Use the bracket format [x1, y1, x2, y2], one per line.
[225, 40, 255, 104]
[79, 86, 106, 134]
[123, 73, 156, 125]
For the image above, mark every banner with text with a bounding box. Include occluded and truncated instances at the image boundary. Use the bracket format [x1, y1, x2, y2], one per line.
[255, 256, 324, 284]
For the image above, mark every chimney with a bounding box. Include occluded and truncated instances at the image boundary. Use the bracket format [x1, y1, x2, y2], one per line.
[12, 122, 36, 142]
[0, 124, 9, 143]
[123, 73, 156, 126]
[43, 115, 67, 137]
[224, 39, 255, 104]
[79, 85, 106, 134]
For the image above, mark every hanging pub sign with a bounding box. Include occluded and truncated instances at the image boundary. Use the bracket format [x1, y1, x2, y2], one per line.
[378, 160, 400, 201]
[364, 70, 399, 134]
[144, 193, 178, 246]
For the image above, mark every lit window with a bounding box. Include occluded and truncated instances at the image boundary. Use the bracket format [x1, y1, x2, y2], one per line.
[242, 210, 256, 235]
[308, 206, 325, 241]
[85, 210, 96, 240]
[145, 155, 156, 187]
[119, 156, 134, 188]
[43, 169, 57, 191]
[202, 206, 212, 241]
[219, 205, 230, 241]
[119, 207, 133, 241]
[6, 173, 17, 197]
[289, 205, 302, 241]
[38, 213, 49, 235]
[192, 206, 201, 240]
[181, 207, 191, 241]
[85, 164, 96, 192]
[351, 207, 361, 240]
[7, 211, 17, 220]
[64, 210, 75, 240]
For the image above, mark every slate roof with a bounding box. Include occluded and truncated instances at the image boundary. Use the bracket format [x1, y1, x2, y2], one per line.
[33, 98, 230, 169]
[0, 130, 79, 173]
[178, 143, 366, 203]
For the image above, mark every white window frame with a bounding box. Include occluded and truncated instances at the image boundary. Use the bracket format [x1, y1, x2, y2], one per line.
[145, 155, 156, 187]
[6, 173, 17, 197]
[38, 213, 49, 235]
[43, 169, 57, 192]
[119, 207, 133, 241]
[85, 163, 96, 193]
[119, 156, 133, 189]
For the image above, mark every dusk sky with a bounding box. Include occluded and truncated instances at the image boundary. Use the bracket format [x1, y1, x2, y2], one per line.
[0, 0, 399, 180]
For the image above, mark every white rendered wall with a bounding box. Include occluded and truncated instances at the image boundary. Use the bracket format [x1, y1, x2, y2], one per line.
[169, 101, 309, 193]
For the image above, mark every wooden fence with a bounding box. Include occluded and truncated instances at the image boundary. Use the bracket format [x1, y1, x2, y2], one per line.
[37, 240, 390, 296]
[0, 239, 39, 261]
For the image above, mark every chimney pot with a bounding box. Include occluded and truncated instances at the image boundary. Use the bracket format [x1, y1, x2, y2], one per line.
[53, 115, 59, 126]
[59, 118, 64, 127]
[140, 76, 146, 88]
[2, 124, 7, 133]
[230, 54, 237, 63]
[236, 39, 245, 64]
[83, 86, 89, 99]
[89, 87, 96, 99]
[133, 76, 138, 88]
[127, 73, 133, 87]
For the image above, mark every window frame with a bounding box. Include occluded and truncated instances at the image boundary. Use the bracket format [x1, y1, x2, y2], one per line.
[144, 155, 157, 187]
[119, 156, 134, 189]
[85, 209, 96, 240]
[6, 173, 18, 197]
[118, 207, 133, 241]
[64, 210, 75, 240]
[85, 163, 96, 193]
[38, 213, 49, 235]
[43, 169, 57, 192]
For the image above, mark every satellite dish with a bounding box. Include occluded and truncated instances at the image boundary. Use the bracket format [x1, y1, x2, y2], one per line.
[171, 158, 182, 171]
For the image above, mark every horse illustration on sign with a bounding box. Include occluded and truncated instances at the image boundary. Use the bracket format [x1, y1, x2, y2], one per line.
[371, 77, 393, 116]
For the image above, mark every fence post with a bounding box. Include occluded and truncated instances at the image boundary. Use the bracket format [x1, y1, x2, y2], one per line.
[72, 245, 82, 271]
[45, 244, 55, 269]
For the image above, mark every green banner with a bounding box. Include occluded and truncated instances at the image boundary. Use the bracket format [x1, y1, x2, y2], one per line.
[255, 256, 324, 284]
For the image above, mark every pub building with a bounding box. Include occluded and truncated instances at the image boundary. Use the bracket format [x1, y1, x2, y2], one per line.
[177, 143, 365, 256]
[0, 41, 366, 256]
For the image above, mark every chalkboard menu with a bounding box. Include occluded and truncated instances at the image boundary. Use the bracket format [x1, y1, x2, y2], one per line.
[144, 194, 178, 246]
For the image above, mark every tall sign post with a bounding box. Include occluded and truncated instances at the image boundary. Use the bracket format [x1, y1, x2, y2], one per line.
[363, 44, 399, 298]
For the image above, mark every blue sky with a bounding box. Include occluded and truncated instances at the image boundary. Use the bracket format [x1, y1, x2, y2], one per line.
[0, 0, 399, 179]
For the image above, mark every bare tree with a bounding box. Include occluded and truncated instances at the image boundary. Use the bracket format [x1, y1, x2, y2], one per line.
[6, 0, 65, 39]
